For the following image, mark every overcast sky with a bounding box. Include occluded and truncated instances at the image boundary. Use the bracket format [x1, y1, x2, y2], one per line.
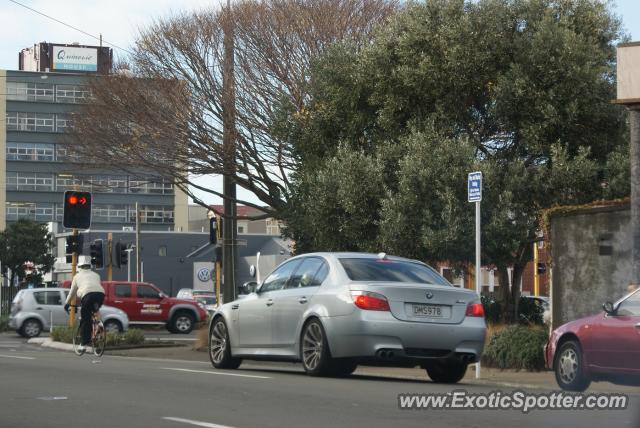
[1, 0, 638, 206]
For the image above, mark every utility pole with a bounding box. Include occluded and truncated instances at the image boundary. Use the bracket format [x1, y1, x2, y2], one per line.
[616, 43, 640, 288]
[222, 0, 237, 303]
[135, 202, 141, 282]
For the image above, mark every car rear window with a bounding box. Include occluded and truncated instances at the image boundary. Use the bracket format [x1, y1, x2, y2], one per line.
[339, 258, 450, 286]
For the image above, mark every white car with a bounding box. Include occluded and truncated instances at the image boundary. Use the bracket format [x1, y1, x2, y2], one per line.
[9, 287, 129, 338]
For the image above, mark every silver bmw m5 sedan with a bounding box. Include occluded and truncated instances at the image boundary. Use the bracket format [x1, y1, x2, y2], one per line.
[208, 252, 486, 383]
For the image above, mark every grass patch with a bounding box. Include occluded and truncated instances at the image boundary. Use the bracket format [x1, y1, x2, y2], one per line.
[51, 326, 146, 347]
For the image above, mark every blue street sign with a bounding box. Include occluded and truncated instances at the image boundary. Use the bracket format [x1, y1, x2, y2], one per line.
[468, 171, 482, 202]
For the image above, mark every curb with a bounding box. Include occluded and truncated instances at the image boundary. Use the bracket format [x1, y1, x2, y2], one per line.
[27, 338, 187, 352]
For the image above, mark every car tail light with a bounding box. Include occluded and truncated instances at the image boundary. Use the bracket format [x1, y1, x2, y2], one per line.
[465, 302, 485, 317]
[351, 291, 390, 311]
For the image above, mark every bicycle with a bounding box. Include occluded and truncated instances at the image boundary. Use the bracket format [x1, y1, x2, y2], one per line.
[69, 304, 106, 357]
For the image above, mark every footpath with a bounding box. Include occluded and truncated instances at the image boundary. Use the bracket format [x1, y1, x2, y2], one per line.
[27, 336, 640, 395]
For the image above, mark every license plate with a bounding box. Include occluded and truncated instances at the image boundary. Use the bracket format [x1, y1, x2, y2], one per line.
[412, 304, 445, 318]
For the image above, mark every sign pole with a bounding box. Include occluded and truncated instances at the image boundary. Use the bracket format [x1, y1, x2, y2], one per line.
[468, 171, 482, 380]
[475, 200, 481, 380]
[69, 228, 78, 327]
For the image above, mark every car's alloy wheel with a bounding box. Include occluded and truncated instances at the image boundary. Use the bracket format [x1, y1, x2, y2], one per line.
[172, 313, 194, 334]
[209, 318, 241, 369]
[21, 319, 42, 338]
[301, 319, 333, 376]
[103, 320, 122, 334]
[554, 340, 590, 391]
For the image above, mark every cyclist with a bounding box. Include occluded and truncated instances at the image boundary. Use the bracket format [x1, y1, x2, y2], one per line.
[64, 262, 105, 353]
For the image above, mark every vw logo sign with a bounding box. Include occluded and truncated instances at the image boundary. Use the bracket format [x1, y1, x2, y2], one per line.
[426, 292, 434, 300]
[197, 267, 211, 282]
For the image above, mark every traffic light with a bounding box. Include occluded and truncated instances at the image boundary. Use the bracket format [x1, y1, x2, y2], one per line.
[537, 262, 546, 275]
[89, 239, 104, 269]
[209, 217, 217, 244]
[63, 191, 92, 229]
[115, 242, 129, 268]
[65, 234, 84, 254]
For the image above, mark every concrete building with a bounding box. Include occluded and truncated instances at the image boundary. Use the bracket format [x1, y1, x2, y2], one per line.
[1, 42, 188, 232]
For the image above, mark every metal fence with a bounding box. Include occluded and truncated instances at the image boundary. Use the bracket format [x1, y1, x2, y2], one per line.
[0, 285, 27, 317]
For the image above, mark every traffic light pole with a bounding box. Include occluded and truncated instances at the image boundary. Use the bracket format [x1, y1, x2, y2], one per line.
[215, 215, 222, 308]
[107, 233, 113, 281]
[69, 228, 78, 326]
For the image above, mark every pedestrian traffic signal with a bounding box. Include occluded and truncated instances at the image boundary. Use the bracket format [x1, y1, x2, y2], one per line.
[115, 242, 129, 268]
[63, 191, 92, 229]
[89, 239, 104, 269]
[214, 245, 223, 263]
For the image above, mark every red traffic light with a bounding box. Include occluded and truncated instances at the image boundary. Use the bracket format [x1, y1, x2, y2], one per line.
[78, 196, 87, 205]
[68, 195, 78, 205]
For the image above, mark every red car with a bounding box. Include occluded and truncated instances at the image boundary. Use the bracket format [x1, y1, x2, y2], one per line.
[544, 288, 640, 391]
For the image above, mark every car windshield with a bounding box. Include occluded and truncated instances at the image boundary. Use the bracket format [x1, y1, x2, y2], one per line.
[339, 258, 450, 286]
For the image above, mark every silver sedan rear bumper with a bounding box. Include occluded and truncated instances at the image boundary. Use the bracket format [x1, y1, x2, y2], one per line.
[322, 310, 485, 362]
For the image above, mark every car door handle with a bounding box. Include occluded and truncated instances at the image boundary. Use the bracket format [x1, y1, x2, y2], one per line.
[114, 300, 123, 303]
[231, 304, 239, 310]
[266, 299, 274, 307]
[635, 323, 640, 328]
[298, 297, 308, 304]
[36, 307, 43, 310]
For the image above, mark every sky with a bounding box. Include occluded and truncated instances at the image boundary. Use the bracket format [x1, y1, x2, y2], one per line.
[0, 0, 638, 207]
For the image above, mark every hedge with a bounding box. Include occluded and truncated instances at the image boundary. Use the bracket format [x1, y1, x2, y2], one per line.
[50, 326, 145, 347]
[482, 325, 548, 371]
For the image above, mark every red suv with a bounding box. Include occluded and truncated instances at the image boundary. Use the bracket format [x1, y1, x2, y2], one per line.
[63, 281, 208, 334]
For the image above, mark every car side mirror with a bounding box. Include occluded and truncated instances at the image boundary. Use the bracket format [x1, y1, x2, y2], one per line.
[242, 281, 258, 294]
[602, 301, 616, 315]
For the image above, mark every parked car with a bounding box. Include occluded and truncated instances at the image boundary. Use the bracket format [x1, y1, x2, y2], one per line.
[9, 287, 129, 338]
[176, 288, 217, 300]
[208, 252, 486, 382]
[545, 288, 640, 391]
[63, 281, 208, 334]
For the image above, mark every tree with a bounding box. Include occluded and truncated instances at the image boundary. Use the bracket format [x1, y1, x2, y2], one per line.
[0, 219, 55, 288]
[67, 0, 398, 216]
[283, 0, 629, 321]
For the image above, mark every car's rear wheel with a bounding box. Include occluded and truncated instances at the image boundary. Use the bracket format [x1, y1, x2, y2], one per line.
[554, 340, 591, 392]
[20, 318, 42, 338]
[209, 318, 241, 369]
[425, 360, 468, 384]
[171, 311, 195, 334]
[301, 319, 333, 376]
[103, 320, 123, 334]
[330, 359, 358, 377]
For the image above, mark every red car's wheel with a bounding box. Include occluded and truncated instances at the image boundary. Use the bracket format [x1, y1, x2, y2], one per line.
[554, 340, 591, 392]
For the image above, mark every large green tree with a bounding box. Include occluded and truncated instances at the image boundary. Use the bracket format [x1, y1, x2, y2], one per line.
[0, 219, 55, 287]
[283, 0, 629, 320]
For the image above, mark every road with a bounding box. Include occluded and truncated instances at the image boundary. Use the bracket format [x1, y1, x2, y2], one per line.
[0, 334, 638, 428]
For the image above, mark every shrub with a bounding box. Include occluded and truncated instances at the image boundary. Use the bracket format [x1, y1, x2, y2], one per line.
[51, 326, 145, 347]
[481, 295, 502, 324]
[518, 297, 545, 325]
[482, 324, 548, 371]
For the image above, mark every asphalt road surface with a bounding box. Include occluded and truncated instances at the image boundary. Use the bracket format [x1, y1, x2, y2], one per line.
[0, 337, 638, 428]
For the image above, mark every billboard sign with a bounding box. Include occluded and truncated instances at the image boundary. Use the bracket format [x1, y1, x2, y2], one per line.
[52, 46, 98, 72]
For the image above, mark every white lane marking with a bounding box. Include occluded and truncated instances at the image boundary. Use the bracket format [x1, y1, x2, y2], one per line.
[162, 417, 235, 428]
[161, 367, 271, 379]
[0, 354, 35, 360]
[37, 396, 68, 401]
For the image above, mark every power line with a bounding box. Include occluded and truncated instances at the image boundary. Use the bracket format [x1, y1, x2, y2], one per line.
[7, 0, 135, 56]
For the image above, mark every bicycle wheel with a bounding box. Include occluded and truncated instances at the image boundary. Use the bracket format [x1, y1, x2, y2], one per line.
[92, 320, 106, 357]
[72, 322, 85, 356]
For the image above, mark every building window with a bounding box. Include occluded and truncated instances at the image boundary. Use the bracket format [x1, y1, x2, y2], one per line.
[266, 218, 282, 236]
[55, 114, 71, 133]
[6, 112, 55, 132]
[238, 226, 245, 234]
[6, 202, 54, 221]
[6, 142, 55, 161]
[129, 178, 174, 195]
[158, 246, 167, 257]
[136, 206, 174, 224]
[6, 81, 54, 102]
[56, 84, 91, 104]
[56, 174, 88, 191]
[6, 172, 54, 191]
[92, 204, 127, 223]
